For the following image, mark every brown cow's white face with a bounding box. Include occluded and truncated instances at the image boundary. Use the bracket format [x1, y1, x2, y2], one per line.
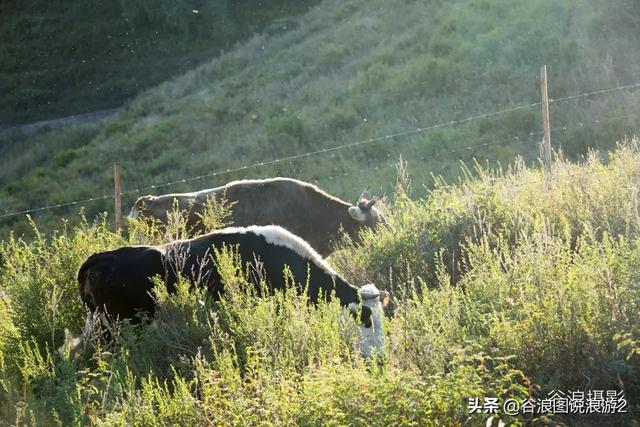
[348, 201, 379, 226]
[348, 189, 380, 227]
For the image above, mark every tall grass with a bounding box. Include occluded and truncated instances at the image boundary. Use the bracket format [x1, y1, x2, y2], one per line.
[1, 144, 640, 424]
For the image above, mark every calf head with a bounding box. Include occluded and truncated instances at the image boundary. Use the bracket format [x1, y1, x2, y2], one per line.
[349, 283, 390, 358]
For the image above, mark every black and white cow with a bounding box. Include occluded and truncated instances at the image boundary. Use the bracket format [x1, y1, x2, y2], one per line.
[78, 225, 389, 356]
[129, 178, 384, 256]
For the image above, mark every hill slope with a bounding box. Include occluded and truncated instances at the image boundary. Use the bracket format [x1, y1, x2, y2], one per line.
[0, 0, 318, 124]
[2, 0, 640, 236]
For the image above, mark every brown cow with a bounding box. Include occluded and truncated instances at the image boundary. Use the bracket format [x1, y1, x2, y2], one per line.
[130, 178, 384, 256]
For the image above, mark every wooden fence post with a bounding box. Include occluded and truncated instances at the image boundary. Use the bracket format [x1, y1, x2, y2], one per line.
[114, 161, 122, 234]
[540, 65, 552, 190]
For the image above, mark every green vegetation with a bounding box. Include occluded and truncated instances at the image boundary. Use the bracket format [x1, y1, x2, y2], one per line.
[1, 144, 639, 425]
[3, 0, 640, 424]
[0, 0, 317, 124]
[2, 0, 640, 237]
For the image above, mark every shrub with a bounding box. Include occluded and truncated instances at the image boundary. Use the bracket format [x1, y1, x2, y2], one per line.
[0, 216, 123, 350]
[332, 142, 640, 289]
[3, 145, 640, 424]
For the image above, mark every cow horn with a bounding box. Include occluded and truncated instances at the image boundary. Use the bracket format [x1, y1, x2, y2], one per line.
[359, 187, 370, 202]
[365, 197, 378, 209]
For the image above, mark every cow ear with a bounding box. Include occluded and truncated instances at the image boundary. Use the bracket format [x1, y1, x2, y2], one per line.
[358, 187, 370, 202]
[134, 195, 154, 207]
[348, 206, 366, 223]
[379, 290, 391, 307]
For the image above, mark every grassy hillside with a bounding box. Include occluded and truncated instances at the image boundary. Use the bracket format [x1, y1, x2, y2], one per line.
[2, 0, 640, 237]
[0, 0, 317, 124]
[1, 144, 639, 425]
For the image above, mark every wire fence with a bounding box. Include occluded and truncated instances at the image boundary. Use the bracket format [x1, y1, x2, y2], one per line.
[1, 80, 640, 222]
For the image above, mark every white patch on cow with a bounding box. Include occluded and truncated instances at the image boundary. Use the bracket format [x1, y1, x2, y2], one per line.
[359, 296, 386, 358]
[360, 283, 390, 307]
[222, 178, 265, 187]
[223, 177, 312, 190]
[348, 287, 387, 358]
[212, 225, 338, 276]
[359, 283, 380, 300]
[348, 206, 367, 223]
[161, 191, 200, 199]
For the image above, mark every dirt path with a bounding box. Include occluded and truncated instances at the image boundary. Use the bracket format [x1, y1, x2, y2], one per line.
[0, 108, 119, 140]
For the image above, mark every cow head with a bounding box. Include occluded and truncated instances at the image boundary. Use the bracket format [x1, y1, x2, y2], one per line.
[348, 189, 380, 227]
[349, 284, 390, 358]
[129, 195, 158, 219]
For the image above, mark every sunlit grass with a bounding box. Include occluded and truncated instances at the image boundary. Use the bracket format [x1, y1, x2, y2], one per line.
[2, 144, 640, 424]
[2, 0, 640, 237]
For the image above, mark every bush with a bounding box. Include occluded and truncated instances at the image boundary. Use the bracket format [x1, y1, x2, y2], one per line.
[3, 145, 640, 424]
[0, 216, 123, 350]
[332, 142, 640, 289]
[264, 115, 312, 149]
